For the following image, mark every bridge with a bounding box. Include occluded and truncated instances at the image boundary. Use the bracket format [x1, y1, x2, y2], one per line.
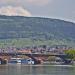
[0, 52, 72, 64]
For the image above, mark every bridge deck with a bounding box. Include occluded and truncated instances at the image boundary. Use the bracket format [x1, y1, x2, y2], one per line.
[0, 53, 66, 57]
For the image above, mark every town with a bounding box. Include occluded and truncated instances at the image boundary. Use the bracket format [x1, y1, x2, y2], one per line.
[0, 45, 71, 54]
[0, 45, 74, 65]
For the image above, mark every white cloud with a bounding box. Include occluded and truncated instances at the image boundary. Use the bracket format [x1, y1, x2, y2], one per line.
[0, 6, 32, 16]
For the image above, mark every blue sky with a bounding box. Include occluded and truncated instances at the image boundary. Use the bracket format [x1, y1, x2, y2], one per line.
[0, 0, 75, 22]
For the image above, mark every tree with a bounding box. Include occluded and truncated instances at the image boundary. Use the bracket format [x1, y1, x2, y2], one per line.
[64, 49, 75, 60]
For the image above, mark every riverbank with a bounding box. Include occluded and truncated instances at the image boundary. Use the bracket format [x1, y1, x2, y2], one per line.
[1, 63, 74, 67]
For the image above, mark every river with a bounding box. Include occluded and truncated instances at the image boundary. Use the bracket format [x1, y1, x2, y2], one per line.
[0, 64, 75, 75]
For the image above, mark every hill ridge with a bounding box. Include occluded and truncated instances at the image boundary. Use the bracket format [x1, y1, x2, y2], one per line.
[0, 15, 75, 47]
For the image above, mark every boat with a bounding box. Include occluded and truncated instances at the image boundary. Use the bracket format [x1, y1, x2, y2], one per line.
[8, 58, 34, 65]
[8, 58, 22, 64]
[27, 58, 34, 65]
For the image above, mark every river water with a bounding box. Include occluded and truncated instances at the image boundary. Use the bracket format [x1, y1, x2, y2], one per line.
[0, 64, 75, 75]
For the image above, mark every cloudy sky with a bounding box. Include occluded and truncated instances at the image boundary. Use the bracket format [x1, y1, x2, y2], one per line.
[0, 0, 75, 22]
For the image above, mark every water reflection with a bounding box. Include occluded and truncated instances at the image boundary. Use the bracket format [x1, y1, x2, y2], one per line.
[0, 64, 75, 75]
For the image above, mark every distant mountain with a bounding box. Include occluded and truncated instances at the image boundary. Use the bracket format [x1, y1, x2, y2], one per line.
[0, 15, 75, 47]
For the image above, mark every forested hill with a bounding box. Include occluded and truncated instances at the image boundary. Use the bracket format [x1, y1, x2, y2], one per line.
[0, 15, 75, 47]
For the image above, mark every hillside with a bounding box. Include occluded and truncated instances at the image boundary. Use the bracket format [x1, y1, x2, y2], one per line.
[0, 15, 75, 48]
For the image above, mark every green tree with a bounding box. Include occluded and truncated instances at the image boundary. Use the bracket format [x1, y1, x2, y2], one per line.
[64, 49, 75, 60]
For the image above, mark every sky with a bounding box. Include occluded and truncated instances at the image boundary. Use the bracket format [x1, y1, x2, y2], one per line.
[0, 0, 75, 22]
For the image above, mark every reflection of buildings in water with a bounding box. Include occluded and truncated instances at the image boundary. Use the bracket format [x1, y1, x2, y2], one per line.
[31, 66, 45, 74]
